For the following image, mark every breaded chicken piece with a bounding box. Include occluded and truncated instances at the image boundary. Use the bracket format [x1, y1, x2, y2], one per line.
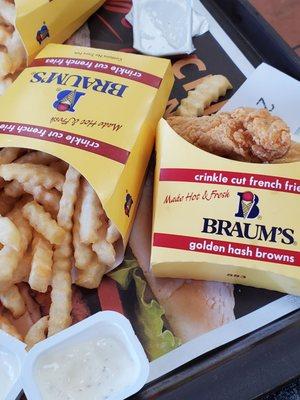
[65, 23, 91, 47]
[168, 107, 291, 163]
[271, 141, 300, 164]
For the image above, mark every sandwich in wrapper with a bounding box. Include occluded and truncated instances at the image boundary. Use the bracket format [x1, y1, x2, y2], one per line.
[100, 170, 235, 360]
[151, 93, 300, 295]
[127, 170, 235, 347]
[0, 0, 104, 94]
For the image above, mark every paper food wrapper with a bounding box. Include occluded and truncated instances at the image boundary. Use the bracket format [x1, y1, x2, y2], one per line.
[0, 43, 174, 269]
[0, 0, 105, 93]
[151, 64, 300, 295]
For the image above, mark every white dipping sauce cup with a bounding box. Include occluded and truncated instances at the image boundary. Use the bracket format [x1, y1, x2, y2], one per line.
[0, 330, 26, 400]
[21, 311, 149, 400]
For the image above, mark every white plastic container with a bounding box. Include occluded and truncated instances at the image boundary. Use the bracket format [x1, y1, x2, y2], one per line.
[127, 0, 209, 40]
[133, 0, 195, 56]
[0, 330, 27, 400]
[21, 311, 150, 400]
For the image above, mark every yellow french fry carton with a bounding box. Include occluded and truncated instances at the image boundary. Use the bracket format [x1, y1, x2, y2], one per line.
[151, 118, 300, 295]
[0, 0, 105, 94]
[14, 0, 105, 63]
[0, 44, 174, 267]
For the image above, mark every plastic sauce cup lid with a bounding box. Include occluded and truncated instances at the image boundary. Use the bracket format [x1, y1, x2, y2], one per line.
[132, 0, 195, 56]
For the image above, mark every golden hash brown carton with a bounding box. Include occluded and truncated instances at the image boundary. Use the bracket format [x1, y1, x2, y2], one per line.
[151, 119, 300, 295]
[0, 44, 174, 266]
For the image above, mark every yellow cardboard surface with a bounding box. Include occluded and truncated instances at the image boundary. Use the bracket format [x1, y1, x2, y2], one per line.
[15, 0, 105, 63]
[0, 44, 174, 262]
[151, 119, 300, 295]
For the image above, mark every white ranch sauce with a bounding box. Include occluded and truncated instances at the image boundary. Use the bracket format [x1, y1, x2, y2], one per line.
[0, 348, 18, 400]
[35, 336, 138, 400]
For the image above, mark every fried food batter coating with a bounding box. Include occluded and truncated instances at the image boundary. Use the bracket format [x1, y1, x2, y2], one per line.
[168, 107, 291, 163]
[271, 141, 300, 164]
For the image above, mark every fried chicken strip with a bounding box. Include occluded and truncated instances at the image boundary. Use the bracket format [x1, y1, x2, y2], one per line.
[272, 141, 300, 164]
[168, 107, 291, 163]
